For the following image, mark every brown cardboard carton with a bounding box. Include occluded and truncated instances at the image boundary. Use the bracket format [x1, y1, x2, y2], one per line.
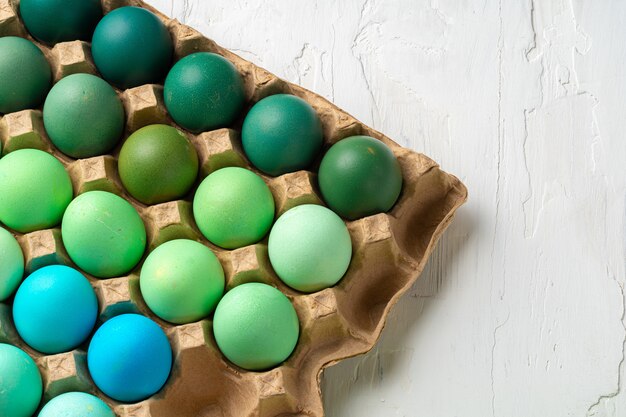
[0, 0, 468, 415]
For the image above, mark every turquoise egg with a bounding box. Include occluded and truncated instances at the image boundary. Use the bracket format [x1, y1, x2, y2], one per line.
[20, 0, 102, 45]
[38, 392, 114, 417]
[87, 314, 172, 402]
[0, 344, 42, 417]
[13, 265, 98, 354]
[91, 7, 173, 89]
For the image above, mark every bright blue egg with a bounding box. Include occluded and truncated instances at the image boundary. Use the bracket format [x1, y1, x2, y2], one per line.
[12, 265, 98, 354]
[38, 392, 114, 417]
[87, 314, 172, 402]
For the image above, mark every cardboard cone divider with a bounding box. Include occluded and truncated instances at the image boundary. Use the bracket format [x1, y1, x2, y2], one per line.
[0, 0, 468, 415]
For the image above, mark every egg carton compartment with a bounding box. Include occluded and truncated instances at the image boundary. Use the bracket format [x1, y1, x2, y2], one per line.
[0, 0, 467, 415]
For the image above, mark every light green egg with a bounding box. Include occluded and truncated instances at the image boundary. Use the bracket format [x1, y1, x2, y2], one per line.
[0, 227, 24, 301]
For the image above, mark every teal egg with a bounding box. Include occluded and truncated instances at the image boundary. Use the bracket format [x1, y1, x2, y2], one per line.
[38, 392, 114, 417]
[91, 7, 173, 89]
[43, 73, 125, 158]
[164, 52, 246, 133]
[20, 0, 102, 45]
[268, 204, 352, 292]
[318, 135, 403, 220]
[0, 37, 51, 114]
[0, 343, 43, 417]
[0, 227, 24, 301]
[241, 94, 323, 176]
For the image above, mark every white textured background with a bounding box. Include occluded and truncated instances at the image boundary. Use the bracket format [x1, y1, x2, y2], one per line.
[145, 1, 626, 416]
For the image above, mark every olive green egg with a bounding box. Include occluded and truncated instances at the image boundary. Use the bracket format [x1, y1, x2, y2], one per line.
[318, 135, 403, 220]
[20, 0, 102, 45]
[268, 204, 352, 293]
[213, 283, 299, 370]
[91, 6, 173, 89]
[241, 94, 323, 176]
[193, 167, 275, 249]
[118, 124, 198, 205]
[43, 73, 125, 158]
[164, 52, 246, 133]
[0, 227, 24, 302]
[0, 37, 51, 114]
[0, 149, 73, 233]
[61, 191, 146, 278]
[140, 239, 225, 324]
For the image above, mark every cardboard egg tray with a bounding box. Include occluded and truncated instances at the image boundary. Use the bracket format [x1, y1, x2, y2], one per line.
[0, 0, 468, 415]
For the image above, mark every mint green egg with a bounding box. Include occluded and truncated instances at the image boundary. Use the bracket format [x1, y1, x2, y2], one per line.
[38, 392, 114, 417]
[140, 239, 225, 324]
[0, 343, 43, 417]
[43, 73, 125, 158]
[193, 167, 274, 249]
[0, 149, 73, 233]
[268, 204, 352, 292]
[61, 191, 146, 278]
[0, 227, 24, 301]
[213, 283, 299, 370]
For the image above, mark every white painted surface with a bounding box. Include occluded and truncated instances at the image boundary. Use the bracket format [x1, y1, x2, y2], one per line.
[145, 1, 626, 416]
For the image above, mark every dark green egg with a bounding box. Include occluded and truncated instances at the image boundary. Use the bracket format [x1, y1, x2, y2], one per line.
[118, 124, 198, 205]
[164, 52, 246, 133]
[20, 0, 102, 45]
[91, 6, 173, 89]
[43, 73, 125, 158]
[0, 37, 51, 114]
[241, 94, 323, 176]
[318, 135, 403, 220]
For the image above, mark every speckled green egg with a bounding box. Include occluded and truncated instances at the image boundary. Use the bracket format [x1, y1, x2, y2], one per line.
[164, 52, 246, 133]
[61, 191, 146, 278]
[38, 392, 114, 417]
[43, 73, 125, 158]
[118, 124, 198, 205]
[140, 239, 225, 324]
[0, 149, 73, 233]
[0, 344, 42, 417]
[213, 283, 299, 370]
[318, 135, 403, 220]
[193, 167, 274, 249]
[0, 37, 51, 114]
[241, 94, 323, 176]
[268, 204, 352, 293]
[0, 227, 24, 302]
[91, 6, 173, 89]
[20, 0, 102, 45]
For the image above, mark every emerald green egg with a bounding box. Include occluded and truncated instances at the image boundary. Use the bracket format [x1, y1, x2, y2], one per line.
[164, 52, 246, 133]
[43, 73, 125, 158]
[118, 124, 198, 205]
[0, 37, 51, 114]
[20, 0, 102, 45]
[318, 136, 403, 220]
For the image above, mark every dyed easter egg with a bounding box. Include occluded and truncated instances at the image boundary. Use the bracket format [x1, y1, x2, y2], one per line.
[118, 124, 198, 205]
[0, 227, 24, 301]
[0, 344, 42, 417]
[241, 94, 323, 176]
[61, 191, 146, 278]
[268, 204, 352, 292]
[318, 136, 403, 220]
[193, 167, 274, 249]
[91, 6, 173, 89]
[20, 0, 102, 45]
[13, 265, 98, 354]
[38, 392, 114, 417]
[0, 149, 73, 233]
[213, 283, 299, 370]
[0, 36, 51, 114]
[43, 73, 125, 158]
[87, 314, 172, 402]
[164, 52, 246, 133]
[140, 239, 225, 324]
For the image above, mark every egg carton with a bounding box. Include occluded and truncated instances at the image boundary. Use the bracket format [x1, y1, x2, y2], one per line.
[0, 0, 468, 416]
